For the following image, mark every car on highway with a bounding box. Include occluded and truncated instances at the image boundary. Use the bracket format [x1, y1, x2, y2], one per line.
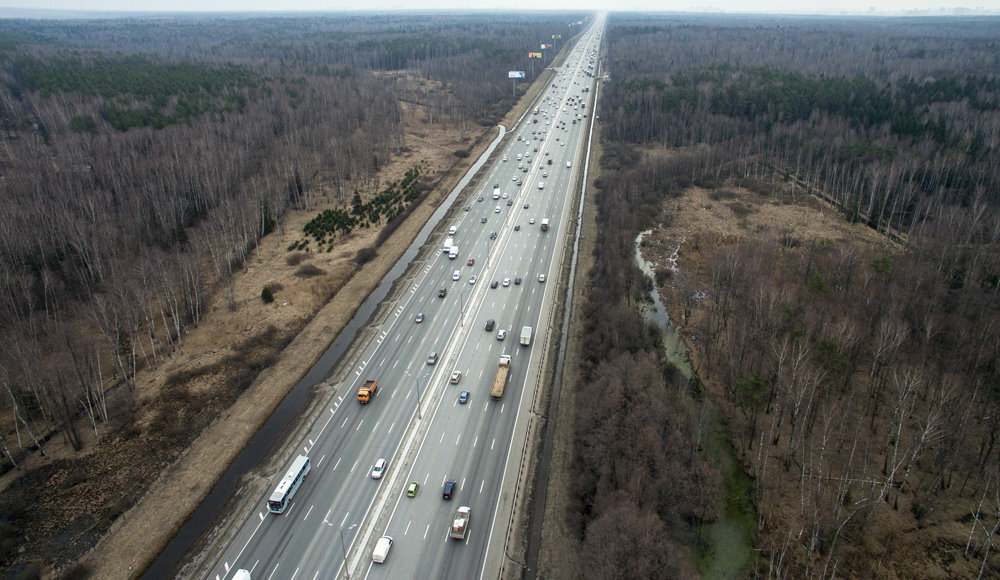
[438, 288, 447, 298]
[502, 278, 510, 287]
[477, 196, 483, 202]
[517, 180, 522, 186]
[490, 232, 497, 240]
[497, 329, 506, 341]
[406, 481, 419, 497]
[443, 479, 457, 500]
[450, 370, 462, 384]
[502, 156, 508, 162]
[490, 280, 499, 289]
[512, 175, 517, 181]
[507, 200, 513, 206]
[514, 277, 522, 285]
[427, 351, 438, 365]
[514, 225, 520, 231]
[485, 319, 495, 331]
[529, 218, 535, 224]
[464, 205, 470, 211]
[371, 458, 387, 479]
[481, 217, 487, 223]
[458, 390, 470, 404]
[523, 203, 529, 209]
[538, 274, 546, 282]
[469, 275, 477, 285]
[495, 206, 501, 213]
[415, 312, 424, 323]
[502, 192, 509, 199]
[452, 270, 460, 281]
[467, 258, 475, 266]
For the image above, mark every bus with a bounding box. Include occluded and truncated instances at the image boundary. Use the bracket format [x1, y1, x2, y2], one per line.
[267, 455, 311, 514]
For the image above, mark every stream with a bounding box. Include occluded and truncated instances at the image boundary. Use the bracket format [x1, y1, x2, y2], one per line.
[634, 230, 755, 579]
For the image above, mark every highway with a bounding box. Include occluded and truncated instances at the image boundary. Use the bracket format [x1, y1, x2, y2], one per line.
[203, 15, 605, 580]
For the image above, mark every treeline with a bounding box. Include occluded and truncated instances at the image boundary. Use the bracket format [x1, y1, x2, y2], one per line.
[0, 13, 579, 575]
[602, 15, 1000, 236]
[594, 14, 1000, 577]
[564, 143, 723, 578]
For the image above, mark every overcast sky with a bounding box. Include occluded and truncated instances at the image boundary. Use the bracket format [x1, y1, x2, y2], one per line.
[3, 0, 999, 15]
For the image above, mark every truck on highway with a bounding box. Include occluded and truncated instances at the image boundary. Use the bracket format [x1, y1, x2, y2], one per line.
[448, 245, 459, 259]
[520, 326, 532, 346]
[443, 237, 454, 253]
[358, 379, 378, 403]
[491, 354, 511, 399]
[449, 506, 472, 540]
[540, 218, 549, 231]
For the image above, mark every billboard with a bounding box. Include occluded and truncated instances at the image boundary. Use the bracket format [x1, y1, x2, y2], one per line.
[528, 52, 543, 59]
[508, 71, 525, 79]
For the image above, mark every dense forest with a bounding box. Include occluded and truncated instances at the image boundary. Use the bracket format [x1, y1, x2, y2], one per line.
[567, 14, 1000, 578]
[0, 12, 580, 577]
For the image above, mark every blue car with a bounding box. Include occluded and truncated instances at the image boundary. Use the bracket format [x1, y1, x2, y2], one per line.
[459, 390, 470, 404]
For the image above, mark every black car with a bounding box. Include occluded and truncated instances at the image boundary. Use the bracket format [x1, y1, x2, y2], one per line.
[547, 159, 553, 165]
[478, 196, 483, 202]
[514, 277, 522, 285]
[514, 225, 520, 231]
[523, 203, 529, 209]
[485, 319, 495, 331]
[481, 217, 487, 223]
[490, 232, 497, 240]
[438, 288, 447, 298]
[490, 280, 499, 289]
[507, 200, 513, 206]
[442, 479, 457, 500]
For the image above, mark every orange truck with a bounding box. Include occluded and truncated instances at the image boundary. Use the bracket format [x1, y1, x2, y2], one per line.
[358, 379, 378, 404]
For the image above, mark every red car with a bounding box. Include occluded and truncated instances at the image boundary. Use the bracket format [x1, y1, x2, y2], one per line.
[467, 258, 475, 266]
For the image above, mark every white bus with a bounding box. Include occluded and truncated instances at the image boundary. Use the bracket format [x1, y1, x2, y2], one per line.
[267, 455, 311, 514]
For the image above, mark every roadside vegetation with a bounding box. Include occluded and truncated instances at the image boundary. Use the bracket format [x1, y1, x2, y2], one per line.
[0, 12, 581, 577]
[562, 13, 1000, 578]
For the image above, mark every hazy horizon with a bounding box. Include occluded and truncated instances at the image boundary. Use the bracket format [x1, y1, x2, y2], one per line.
[2, 2, 999, 17]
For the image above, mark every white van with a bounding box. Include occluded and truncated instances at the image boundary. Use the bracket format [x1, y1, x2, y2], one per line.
[233, 571, 251, 580]
[538, 182, 544, 190]
[566, 161, 572, 168]
[448, 245, 458, 259]
[373, 535, 393, 563]
[443, 237, 454, 253]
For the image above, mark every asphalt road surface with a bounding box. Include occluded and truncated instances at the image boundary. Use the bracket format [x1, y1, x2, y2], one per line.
[203, 16, 605, 580]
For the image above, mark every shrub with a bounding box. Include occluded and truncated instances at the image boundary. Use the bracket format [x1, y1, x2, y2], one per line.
[261, 286, 274, 303]
[294, 264, 325, 278]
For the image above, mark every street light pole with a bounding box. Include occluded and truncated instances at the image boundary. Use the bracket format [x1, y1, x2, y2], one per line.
[340, 522, 358, 579]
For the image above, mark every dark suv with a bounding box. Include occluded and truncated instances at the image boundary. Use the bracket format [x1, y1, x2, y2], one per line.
[485, 319, 495, 331]
[442, 479, 457, 500]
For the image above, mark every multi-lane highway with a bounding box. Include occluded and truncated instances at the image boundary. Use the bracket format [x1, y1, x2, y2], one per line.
[203, 16, 604, 580]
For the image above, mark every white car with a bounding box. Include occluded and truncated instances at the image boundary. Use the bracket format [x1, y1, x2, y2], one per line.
[538, 274, 546, 282]
[502, 278, 510, 287]
[497, 329, 507, 341]
[529, 218, 535, 224]
[371, 458, 387, 479]
[450, 370, 462, 384]
[502, 192, 508, 199]
[503, 156, 508, 162]
[469, 275, 477, 285]
[452, 270, 460, 281]
[495, 206, 501, 213]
